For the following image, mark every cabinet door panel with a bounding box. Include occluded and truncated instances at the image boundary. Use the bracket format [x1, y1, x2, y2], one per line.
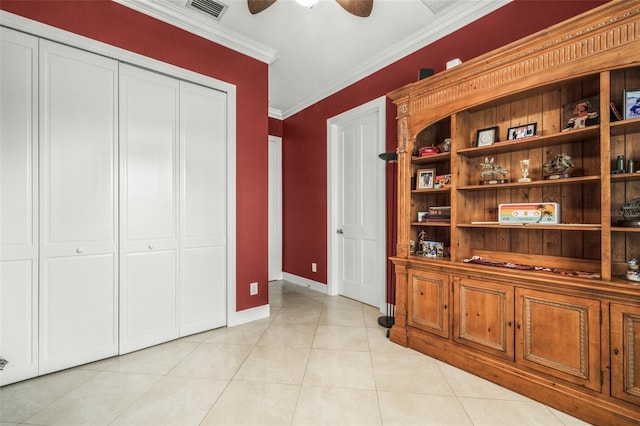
[0, 28, 38, 386]
[516, 288, 601, 391]
[39, 40, 118, 374]
[407, 270, 449, 338]
[120, 251, 177, 353]
[611, 303, 640, 407]
[454, 278, 514, 360]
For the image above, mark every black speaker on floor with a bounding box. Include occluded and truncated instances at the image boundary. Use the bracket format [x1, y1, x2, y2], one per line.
[419, 68, 434, 80]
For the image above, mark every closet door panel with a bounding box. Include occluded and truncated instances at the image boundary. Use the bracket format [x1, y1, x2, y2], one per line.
[38, 40, 118, 374]
[179, 81, 227, 335]
[121, 250, 177, 348]
[40, 255, 115, 365]
[0, 28, 39, 385]
[119, 64, 179, 353]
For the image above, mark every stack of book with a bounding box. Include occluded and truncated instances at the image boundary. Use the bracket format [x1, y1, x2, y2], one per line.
[425, 206, 451, 223]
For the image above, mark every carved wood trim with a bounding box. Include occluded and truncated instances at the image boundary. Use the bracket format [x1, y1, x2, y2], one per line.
[389, 1, 640, 138]
[623, 313, 640, 396]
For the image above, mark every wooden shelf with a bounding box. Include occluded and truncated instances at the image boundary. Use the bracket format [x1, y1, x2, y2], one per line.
[411, 152, 450, 164]
[610, 172, 640, 181]
[457, 126, 599, 157]
[411, 221, 450, 227]
[610, 116, 640, 136]
[411, 186, 451, 194]
[457, 175, 600, 191]
[458, 223, 602, 231]
[612, 226, 640, 232]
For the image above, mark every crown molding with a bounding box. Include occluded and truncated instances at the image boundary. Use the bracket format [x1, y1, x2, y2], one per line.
[114, 0, 278, 64]
[268, 108, 284, 120]
[280, 0, 511, 118]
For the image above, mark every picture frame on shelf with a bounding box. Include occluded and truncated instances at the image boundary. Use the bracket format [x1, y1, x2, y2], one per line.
[507, 123, 537, 141]
[561, 95, 599, 131]
[624, 88, 640, 120]
[417, 211, 428, 222]
[476, 126, 499, 147]
[416, 168, 435, 190]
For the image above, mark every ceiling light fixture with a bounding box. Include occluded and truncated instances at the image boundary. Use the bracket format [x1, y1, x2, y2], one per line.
[296, 0, 318, 8]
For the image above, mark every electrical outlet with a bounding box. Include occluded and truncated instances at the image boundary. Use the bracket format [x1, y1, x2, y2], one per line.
[312, 262, 317, 273]
[250, 282, 258, 295]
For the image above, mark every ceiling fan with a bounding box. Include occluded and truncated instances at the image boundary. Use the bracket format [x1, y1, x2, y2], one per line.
[248, 0, 373, 17]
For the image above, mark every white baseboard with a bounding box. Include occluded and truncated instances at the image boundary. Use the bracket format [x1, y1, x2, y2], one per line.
[282, 273, 328, 294]
[227, 304, 270, 327]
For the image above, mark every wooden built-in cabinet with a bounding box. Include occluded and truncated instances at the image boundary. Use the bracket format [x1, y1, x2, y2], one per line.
[388, 1, 640, 424]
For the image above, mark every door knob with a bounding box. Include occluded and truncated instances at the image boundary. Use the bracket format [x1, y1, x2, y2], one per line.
[337, 229, 343, 234]
[76, 247, 84, 254]
[148, 244, 154, 250]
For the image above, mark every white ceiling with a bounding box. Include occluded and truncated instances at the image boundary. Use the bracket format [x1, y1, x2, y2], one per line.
[117, 0, 510, 119]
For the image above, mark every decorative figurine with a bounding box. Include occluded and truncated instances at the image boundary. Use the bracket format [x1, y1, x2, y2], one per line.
[416, 230, 427, 255]
[519, 159, 531, 183]
[479, 157, 509, 184]
[627, 258, 640, 282]
[543, 153, 574, 179]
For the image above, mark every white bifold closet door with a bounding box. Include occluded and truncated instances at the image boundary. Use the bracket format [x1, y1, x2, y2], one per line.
[0, 28, 39, 386]
[119, 65, 227, 354]
[38, 40, 119, 374]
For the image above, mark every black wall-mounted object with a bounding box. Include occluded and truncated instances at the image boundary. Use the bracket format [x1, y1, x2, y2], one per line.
[419, 68, 434, 80]
[378, 151, 398, 162]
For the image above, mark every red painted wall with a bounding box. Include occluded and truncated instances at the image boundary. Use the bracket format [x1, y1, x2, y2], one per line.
[1, 0, 270, 311]
[282, 0, 610, 285]
[268, 117, 284, 137]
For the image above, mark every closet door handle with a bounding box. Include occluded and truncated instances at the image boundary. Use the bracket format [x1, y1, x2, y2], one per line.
[148, 244, 154, 250]
[76, 247, 84, 254]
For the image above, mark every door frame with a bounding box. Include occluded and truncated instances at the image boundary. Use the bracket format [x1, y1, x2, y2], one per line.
[327, 95, 386, 310]
[268, 135, 283, 281]
[2, 12, 239, 325]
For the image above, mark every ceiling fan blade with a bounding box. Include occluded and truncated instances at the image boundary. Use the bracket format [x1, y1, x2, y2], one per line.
[335, 0, 373, 17]
[248, 0, 277, 14]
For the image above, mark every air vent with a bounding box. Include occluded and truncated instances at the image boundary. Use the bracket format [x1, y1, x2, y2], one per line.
[187, 0, 229, 21]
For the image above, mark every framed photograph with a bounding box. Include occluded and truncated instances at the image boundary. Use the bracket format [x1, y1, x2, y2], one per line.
[416, 168, 435, 190]
[417, 211, 429, 222]
[476, 126, 499, 147]
[624, 88, 640, 120]
[507, 123, 537, 141]
[562, 95, 599, 131]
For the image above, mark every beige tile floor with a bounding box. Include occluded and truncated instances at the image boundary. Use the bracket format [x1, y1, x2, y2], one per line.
[0, 280, 591, 426]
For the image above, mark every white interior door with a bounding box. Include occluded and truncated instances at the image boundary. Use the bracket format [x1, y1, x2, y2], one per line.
[179, 80, 227, 336]
[0, 28, 39, 385]
[119, 64, 179, 354]
[268, 136, 283, 281]
[38, 40, 119, 374]
[329, 97, 386, 308]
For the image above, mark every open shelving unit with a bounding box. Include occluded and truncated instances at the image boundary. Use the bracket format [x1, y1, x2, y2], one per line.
[387, 2, 640, 425]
